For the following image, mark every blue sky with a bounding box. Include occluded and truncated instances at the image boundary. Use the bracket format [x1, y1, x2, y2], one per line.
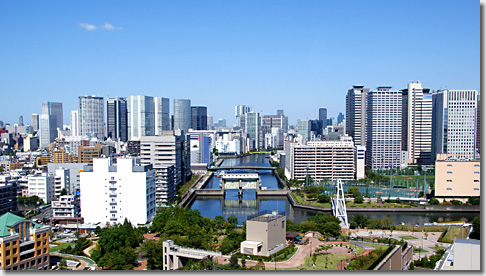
[0, 0, 479, 126]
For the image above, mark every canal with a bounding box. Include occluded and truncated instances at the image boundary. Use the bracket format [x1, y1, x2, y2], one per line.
[189, 154, 479, 225]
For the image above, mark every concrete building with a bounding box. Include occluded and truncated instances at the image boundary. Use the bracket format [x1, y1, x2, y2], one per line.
[140, 131, 190, 204]
[42, 102, 63, 131]
[107, 97, 128, 142]
[0, 181, 19, 216]
[366, 87, 404, 170]
[78, 95, 104, 140]
[127, 95, 170, 140]
[215, 134, 241, 155]
[434, 154, 480, 202]
[78, 144, 101, 164]
[38, 114, 57, 149]
[346, 86, 368, 147]
[402, 82, 432, 164]
[262, 112, 288, 135]
[162, 240, 222, 270]
[23, 135, 39, 152]
[51, 195, 80, 219]
[47, 163, 87, 196]
[52, 168, 70, 200]
[191, 106, 207, 131]
[432, 89, 479, 161]
[235, 105, 252, 128]
[70, 110, 79, 137]
[285, 136, 357, 182]
[240, 210, 287, 257]
[356, 146, 366, 180]
[207, 115, 214, 130]
[245, 112, 261, 150]
[173, 99, 191, 133]
[436, 238, 480, 271]
[217, 119, 226, 128]
[0, 212, 50, 270]
[80, 158, 156, 225]
[31, 114, 39, 132]
[27, 173, 55, 204]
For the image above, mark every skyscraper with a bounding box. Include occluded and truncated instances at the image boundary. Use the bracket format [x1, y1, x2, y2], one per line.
[78, 95, 104, 140]
[207, 115, 214, 130]
[346, 86, 369, 146]
[18, 116, 23, 126]
[31, 114, 39, 132]
[318, 108, 327, 131]
[39, 114, 57, 148]
[42, 102, 63, 130]
[173, 99, 191, 133]
[235, 105, 252, 128]
[297, 119, 311, 141]
[127, 95, 170, 140]
[218, 119, 227, 127]
[70, 110, 79, 136]
[262, 111, 288, 134]
[402, 82, 432, 164]
[337, 113, 344, 125]
[191, 106, 208, 130]
[432, 89, 478, 160]
[366, 87, 402, 170]
[245, 112, 261, 150]
[107, 97, 128, 142]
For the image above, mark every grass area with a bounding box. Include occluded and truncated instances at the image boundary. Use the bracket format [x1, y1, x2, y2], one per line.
[177, 174, 201, 196]
[439, 226, 470, 243]
[291, 192, 419, 209]
[393, 225, 448, 233]
[400, 235, 418, 240]
[433, 246, 446, 252]
[280, 254, 350, 270]
[413, 247, 428, 253]
[366, 243, 390, 251]
[50, 243, 75, 252]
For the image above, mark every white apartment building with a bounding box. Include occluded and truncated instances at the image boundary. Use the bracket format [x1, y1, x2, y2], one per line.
[346, 85, 369, 147]
[215, 134, 241, 155]
[52, 195, 80, 218]
[27, 173, 55, 203]
[284, 136, 357, 182]
[356, 146, 366, 180]
[80, 158, 156, 225]
[402, 82, 432, 164]
[366, 87, 404, 170]
[53, 168, 70, 200]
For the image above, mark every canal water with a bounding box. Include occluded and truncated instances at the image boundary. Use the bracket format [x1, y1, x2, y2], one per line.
[189, 154, 478, 225]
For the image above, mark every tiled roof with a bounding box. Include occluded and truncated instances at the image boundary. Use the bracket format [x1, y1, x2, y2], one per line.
[0, 212, 40, 237]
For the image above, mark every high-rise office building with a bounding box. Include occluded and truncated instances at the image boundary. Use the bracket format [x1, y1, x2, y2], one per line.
[297, 119, 311, 141]
[309, 119, 323, 138]
[207, 115, 214, 130]
[173, 99, 191, 133]
[31, 114, 39, 132]
[235, 105, 252, 128]
[318, 108, 327, 130]
[107, 97, 128, 142]
[127, 95, 170, 140]
[218, 119, 227, 127]
[432, 89, 479, 160]
[402, 82, 432, 164]
[191, 106, 207, 130]
[42, 102, 63, 130]
[245, 112, 261, 150]
[346, 86, 369, 147]
[337, 113, 344, 125]
[70, 110, 79, 136]
[366, 87, 402, 170]
[39, 114, 57, 149]
[18, 116, 23, 126]
[262, 111, 288, 134]
[78, 96, 104, 140]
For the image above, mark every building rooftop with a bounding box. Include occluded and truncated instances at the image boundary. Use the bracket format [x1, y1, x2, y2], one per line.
[247, 210, 285, 222]
[454, 238, 480, 245]
[0, 212, 41, 237]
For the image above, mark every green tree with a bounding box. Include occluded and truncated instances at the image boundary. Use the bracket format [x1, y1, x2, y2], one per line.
[471, 216, 480, 239]
[347, 187, 362, 198]
[354, 196, 364, 204]
[142, 240, 164, 270]
[352, 215, 369, 228]
[468, 197, 480, 205]
[229, 254, 240, 269]
[429, 198, 440, 205]
[227, 215, 238, 226]
[60, 188, 68, 196]
[317, 194, 331, 203]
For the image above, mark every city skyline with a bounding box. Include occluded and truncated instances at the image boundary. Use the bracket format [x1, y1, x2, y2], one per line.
[0, 0, 479, 126]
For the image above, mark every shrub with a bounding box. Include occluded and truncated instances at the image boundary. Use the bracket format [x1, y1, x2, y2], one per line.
[354, 196, 364, 204]
[450, 200, 462, 205]
[429, 198, 440, 205]
[468, 197, 480, 205]
[317, 194, 331, 204]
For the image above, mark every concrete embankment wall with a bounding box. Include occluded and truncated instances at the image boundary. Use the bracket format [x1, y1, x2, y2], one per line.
[424, 205, 480, 212]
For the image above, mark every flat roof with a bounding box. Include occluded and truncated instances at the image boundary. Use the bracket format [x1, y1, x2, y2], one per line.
[241, 241, 263, 246]
[454, 238, 480, 245]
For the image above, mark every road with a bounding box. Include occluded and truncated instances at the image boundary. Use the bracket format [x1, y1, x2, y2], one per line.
[32, 206, 53, 222]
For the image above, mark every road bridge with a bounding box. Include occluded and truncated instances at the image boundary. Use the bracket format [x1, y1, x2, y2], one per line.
[207, 166, 276, 172]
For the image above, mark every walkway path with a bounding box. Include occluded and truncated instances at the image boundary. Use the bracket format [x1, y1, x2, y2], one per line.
[83, 240, 97, 257]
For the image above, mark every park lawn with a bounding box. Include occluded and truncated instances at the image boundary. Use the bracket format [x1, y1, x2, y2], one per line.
[279, 254, 350, 270]
[367, 243, 389, 251]
[413, 247, 428, 253]
[400, 235, 418, 240]
[50, 243, 75, 252]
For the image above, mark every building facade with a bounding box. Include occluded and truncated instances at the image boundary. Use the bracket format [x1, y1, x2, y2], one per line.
[366, 87, 403, 170]
[318, 108, 327, 131]
[70, 110, 79, 137]
[240, 211, 287, 257]
[78, 96, 104, 140]
[191, 106, 207, 131]
[127, 95, 170, 140]
[38, 114, 57, 149]
[80, 158, 156, 225]
[107, 97, 128, 142]
[245, 112, 261, 150]
[42, 102, 63, 131]
[27, 174, 55, 204]
[346, 86, 368, 147]
[173, 99, 191, 133]
[52, 195, 80, 219]
[235, 105, 252, 128]
[31, 114, 39, 132]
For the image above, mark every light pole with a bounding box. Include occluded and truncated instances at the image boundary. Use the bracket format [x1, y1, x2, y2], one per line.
[422, 166, 427, 195]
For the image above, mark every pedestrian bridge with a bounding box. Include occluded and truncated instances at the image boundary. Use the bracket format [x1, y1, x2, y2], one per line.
[207, 166, 276, 172]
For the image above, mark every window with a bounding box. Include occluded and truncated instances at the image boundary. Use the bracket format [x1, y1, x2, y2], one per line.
[447, 171, 453, 174]
[282, 221, 285, 228]
[474, 180, 480, 182]
[474, 171, 480, 174]
[474, 188, 479, 191]
[446, 188, 452, 190]
[447, 180, 452, 182]
[447, 164, 453, 167]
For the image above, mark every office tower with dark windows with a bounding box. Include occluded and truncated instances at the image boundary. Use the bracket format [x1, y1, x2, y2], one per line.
[173, 99, 191, 133]
[39, 114, 57, 148]
[42, 102, 63, 130]
[18, 116, 23, 126]
[245, 112, 261, 150]
[346, 86, 369, 147]
[191, 106, 207, 130]
[107, 97, 128, 142]
[235, 105, 252, 128]
[31, 114, 39, 132]
[78, 95, 104, 140]
[318, 108, 327, 131]
[366, 87, 402, 170]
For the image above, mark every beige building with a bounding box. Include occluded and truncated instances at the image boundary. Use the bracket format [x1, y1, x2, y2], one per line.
[284, 136, 357, 182]
[434, 154, 480, 202]
[0, 212, 50, 270]
[436, 238, 480, 270]
[240, 210, 287, 257]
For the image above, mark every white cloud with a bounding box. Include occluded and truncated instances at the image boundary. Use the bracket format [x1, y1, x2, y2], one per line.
[79, 23, 97, 31]
[79, 22, 122, 31]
